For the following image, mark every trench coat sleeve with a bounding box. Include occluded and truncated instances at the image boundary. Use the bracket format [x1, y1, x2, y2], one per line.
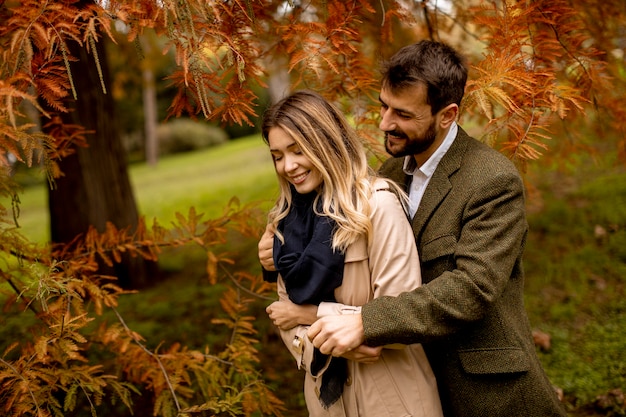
[317, 302, 361, 317]
[274, 276, 331, 376]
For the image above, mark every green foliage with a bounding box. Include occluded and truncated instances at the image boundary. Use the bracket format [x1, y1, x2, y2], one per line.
[157, 118, 229, 155]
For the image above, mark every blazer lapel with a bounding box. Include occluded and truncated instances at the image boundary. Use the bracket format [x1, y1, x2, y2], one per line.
[411, 128, 469, 235]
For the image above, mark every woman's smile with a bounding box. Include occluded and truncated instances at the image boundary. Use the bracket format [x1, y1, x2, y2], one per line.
[289, 171, 309, 184]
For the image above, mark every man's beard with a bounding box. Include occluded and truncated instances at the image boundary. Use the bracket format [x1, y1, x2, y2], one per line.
[384, 121, 438, 157]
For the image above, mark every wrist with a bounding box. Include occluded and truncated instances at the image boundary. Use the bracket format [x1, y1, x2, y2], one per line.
[301, 304, 318, 325]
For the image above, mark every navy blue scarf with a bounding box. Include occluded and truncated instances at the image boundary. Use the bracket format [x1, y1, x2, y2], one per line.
[273, 191, 344, 305]
[271, 189, 347, 409]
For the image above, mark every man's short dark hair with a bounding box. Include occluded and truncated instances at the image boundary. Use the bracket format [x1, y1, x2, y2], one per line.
[381, 40, 468, 115]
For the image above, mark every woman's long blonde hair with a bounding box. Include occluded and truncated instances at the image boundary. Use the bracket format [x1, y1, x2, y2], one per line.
[262, 90, 392, 252]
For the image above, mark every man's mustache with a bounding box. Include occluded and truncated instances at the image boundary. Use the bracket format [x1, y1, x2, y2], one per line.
[385, 130, 407, 139]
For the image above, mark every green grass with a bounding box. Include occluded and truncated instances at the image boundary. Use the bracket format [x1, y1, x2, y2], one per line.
[131, 134, 278, 224]
[6, 134, 278, 243]
[523, 167, 626, 415]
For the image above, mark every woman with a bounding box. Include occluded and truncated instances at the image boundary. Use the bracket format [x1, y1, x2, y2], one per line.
[261, 90, 442, 417]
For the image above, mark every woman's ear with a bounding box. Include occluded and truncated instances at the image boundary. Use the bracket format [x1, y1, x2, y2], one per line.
[438, 103, 459, 129]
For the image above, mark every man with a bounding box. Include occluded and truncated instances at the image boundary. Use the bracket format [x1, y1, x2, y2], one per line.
[260, 40, 566, 416]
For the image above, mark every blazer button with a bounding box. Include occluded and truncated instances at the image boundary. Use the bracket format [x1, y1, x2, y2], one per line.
[345, 376, 352, 386]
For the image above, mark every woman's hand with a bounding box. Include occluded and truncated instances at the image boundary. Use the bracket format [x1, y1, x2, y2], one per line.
[258, 225, 275, 271]
[266, 301, 317, 330]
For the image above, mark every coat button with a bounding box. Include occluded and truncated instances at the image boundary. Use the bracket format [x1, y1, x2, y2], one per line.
[345, 376, 352, 386]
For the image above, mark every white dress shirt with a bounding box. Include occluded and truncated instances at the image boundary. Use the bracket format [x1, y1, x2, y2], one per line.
[403, 122, 458, 219]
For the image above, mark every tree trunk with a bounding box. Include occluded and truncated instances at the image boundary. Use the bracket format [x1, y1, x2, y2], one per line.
[267, 56, 290, 104]
[142, 34, 159, 167]
[143, 67, 158, 166]
[45, 35, 157, 289]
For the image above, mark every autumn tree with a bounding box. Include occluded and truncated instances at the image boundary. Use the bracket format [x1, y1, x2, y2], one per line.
[1, 0, 624, 415]
[42, 18, 159, 289]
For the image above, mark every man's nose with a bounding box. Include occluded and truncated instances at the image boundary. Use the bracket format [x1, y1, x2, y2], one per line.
[379, 111, 395, 132]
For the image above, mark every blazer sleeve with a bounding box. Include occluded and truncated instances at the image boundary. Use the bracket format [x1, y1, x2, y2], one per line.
[362, 157, 528, 346]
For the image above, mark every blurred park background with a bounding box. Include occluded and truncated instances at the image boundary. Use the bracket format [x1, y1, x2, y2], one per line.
[1, 0, 625, 416]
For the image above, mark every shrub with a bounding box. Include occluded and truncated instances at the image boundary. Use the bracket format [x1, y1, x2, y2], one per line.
[157, 119, 228, 155]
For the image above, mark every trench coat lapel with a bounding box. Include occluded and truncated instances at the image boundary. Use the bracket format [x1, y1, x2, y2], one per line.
[411, 128, 469, 234]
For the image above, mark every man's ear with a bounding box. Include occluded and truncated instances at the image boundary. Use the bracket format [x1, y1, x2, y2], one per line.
[438, 104, 459, 129]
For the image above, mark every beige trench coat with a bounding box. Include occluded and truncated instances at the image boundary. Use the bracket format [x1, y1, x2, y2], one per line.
[274, 179, 443, 417]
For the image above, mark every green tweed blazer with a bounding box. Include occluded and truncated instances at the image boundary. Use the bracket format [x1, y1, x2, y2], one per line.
[362, 127, 566, 417]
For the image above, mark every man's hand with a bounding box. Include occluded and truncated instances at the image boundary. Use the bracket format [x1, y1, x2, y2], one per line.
[341, 345, 382, 364]
[266, 301, 317, 330]
[308, 314, 365, 356]
[258, 225, 275, 271]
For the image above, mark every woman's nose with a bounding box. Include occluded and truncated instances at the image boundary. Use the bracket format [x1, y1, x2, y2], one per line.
[284, 154, 298, 172]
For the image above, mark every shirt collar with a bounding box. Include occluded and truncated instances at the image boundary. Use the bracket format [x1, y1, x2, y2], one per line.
[403, 121, 458, 176]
